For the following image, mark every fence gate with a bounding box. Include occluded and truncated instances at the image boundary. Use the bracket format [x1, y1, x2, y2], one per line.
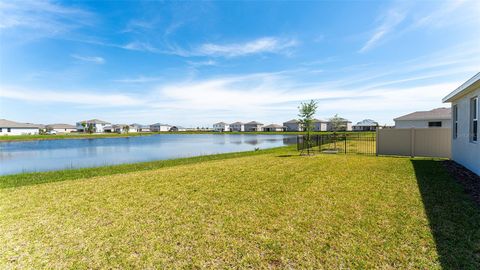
[297, 133, 376, 155]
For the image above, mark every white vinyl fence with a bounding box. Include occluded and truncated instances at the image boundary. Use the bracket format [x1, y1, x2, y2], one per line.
[376, 128, 451, 158]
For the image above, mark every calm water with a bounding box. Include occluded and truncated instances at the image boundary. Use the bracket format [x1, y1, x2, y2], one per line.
[0, 134, 296, 175]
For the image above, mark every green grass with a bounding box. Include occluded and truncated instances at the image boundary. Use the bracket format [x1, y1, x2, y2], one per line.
[0, 148, 478, 269]
[0, 131, 374, 141]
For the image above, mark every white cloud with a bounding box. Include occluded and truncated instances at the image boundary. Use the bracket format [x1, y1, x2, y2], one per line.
[0, 87, 143, 107]
[71, 54, 105, 64]
[196, 37, 298, 57]
[0, 0, 92, 35]
[113, 76, 163, 83]
[121, 41, 159, 53]
[359, 7, 406, 53]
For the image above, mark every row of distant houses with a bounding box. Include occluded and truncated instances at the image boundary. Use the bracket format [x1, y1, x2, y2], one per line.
[0, 119, 191, 135]
[213, 118, 388, 132]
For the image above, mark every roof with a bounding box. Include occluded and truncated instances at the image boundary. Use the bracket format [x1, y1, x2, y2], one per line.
[46, 123, 76, 129]
[283, 119, 300, 124]
[394, 108, 451, 121]
[443, 72, 480, 102]
[213, 122, 228, 125]
[313, 118, 330, 123]
[0, 119, 41, 128]
[354, 119, 378, 126]
[264, 124, 284, 128]
[150, 123, 171, 127]
[245, 121, 263, 125]
[78, 119, 110, 124]
[230, 121, 244, 125]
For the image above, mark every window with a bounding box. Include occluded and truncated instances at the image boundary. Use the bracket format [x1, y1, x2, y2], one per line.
[453, 105, 458, 139]
[471, 96, 478, 142]
[428, 121, 442, 127]
[0, 128, 2, 132]
[7, 128, 11, 132]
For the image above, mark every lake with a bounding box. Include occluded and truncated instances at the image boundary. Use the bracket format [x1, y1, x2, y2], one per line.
[0, 134, 297, 175]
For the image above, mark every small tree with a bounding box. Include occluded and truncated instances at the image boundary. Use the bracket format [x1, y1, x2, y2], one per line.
[81, 122, 87, 133]
[298, 99, 318, 155]
[123, 125, 130, 134]
[329, 114, 347, 132]
[87, 124, 94, 134]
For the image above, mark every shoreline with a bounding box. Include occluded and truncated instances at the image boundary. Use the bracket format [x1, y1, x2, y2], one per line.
[0, 131, 373, 142]
[0, 145, 294, 188]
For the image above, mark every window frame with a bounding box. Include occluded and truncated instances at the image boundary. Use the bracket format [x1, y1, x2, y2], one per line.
[453, 104, 458, 139]
[471, 96, 478, 143]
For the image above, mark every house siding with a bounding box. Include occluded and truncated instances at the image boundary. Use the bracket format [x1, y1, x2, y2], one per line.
[0, 128, 39, 135]
[451, 86, 480, 175]
[395, 119, 452, 129]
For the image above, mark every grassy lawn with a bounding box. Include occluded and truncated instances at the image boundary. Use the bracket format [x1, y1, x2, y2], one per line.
[1, 148, 478, 268]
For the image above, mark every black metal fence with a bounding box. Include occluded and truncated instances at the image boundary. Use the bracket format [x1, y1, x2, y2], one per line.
[297, 133, 376, 155]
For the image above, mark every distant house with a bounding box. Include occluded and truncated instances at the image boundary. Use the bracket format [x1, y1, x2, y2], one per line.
[213, 122, 230, 132]
[76, 119, 110, 133]
[0, 119, 40, 135]
[263, 124, 285, 132]
[46, 124, 76, 133]
[170, 126, 187, 132]
[150, 123, 172, 132]
[313, 119, 329, 132]
[442, 72, 479, 176]
[130, 123, 150, 132]
[353, 119, 379, 131]
[230, 122, 245, 132]
[283, 119, 302, 131]
[394, 108, 451, 129]
[113, 124, 130, 133]
[244, 121, 264, 132]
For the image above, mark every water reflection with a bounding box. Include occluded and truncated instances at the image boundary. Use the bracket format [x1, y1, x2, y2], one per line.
[0, 134, 295, 175]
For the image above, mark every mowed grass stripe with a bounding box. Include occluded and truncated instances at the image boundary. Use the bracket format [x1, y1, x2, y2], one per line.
[2, 151, 478, 268]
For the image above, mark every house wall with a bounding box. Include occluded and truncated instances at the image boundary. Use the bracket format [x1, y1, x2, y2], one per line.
[313, 122, 328, 131]
[284, 123, 302, 131]
[451, 86, 480, 175]
[151, 125, 171, 132]
[244, 125, 263, 132]
[51, 128, 76, 133]
[395, 119, 452, 129]
[230, 124, 244, 132]
[0, 127, 39, 135]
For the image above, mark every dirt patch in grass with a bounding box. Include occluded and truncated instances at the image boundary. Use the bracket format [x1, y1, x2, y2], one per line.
[443, 160, 480, 208]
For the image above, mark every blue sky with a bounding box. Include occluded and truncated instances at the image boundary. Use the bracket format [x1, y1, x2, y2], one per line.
[0, 0, 479, 127]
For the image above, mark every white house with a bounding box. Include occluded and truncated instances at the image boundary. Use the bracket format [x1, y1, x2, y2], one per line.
[263, 124, 285, 132]
[353, 119, 379, 131]
[170, 126, 187, 132]
[130, 123, 150, 132]
[213, 122, 230, 132]
[230, 122, 245, 132]
[76, 119, 110, 133]
[313, 119, 329, 131]
[150, 123, 172, 132]
[0, 119, 40, 135]
[442, 72, 479, 176]
[283, 119, 302, 131]
[394, 108, 451, 129]
[244, 121, 264, 132]
[46, 124, 76, 133]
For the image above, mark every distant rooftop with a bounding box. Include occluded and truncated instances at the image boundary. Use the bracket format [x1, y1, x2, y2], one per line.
[78, 119, 110, 124]
[354, 119, 378, 126]
[245, 121, 263, 125]
[394, 108, 451, 121]
[0, 119, 41, 128]
[46, 123, 76, 129]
